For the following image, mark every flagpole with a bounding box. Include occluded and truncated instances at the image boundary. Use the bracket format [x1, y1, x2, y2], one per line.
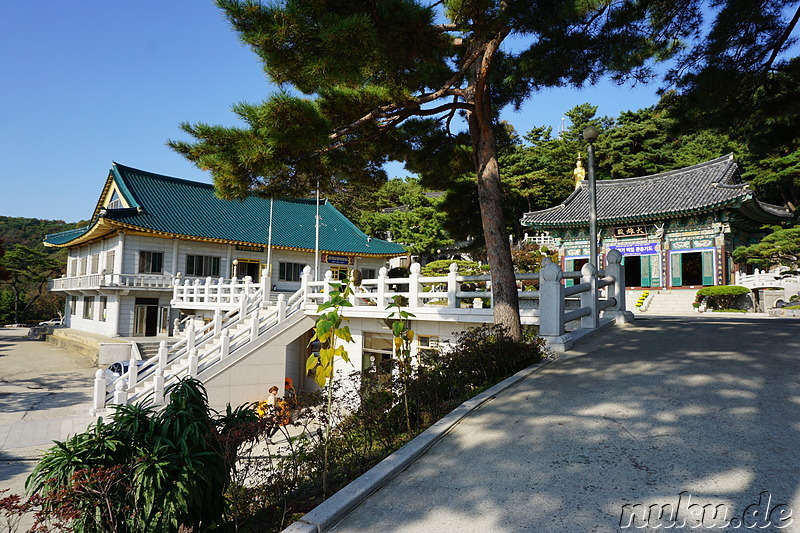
[314, 178, 320, 282]
[266, 197, 273, 278]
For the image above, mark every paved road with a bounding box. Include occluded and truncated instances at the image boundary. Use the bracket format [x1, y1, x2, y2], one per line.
[327, 316, 800, 533]
[0, 327, 97, 509]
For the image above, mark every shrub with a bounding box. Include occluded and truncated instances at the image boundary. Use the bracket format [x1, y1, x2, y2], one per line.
[421, 260, 486, 277]
[16, 327, 546, 533]
[26, 378, 260, 533]
[696, 285, 750, 310]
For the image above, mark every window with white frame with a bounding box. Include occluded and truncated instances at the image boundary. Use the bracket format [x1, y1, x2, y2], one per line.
[185, 255, 221, 277]
[279, 262, 304, 282]
[83, 296, 94, 320]
[105, 250, 115, 273]
[362, 268, 377, 280]
[418, 335, 440, 358]
[107, 191, 124, 209]
[90, 254, 100, 274]
[139, 251, 163, 274]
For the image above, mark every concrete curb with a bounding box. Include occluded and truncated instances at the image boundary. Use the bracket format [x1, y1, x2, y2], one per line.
[281, 356, 557, 533]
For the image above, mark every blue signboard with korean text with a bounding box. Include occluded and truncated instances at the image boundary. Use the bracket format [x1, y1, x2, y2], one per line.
[608, 243, 658, 256]
[322, 253, 353, 265]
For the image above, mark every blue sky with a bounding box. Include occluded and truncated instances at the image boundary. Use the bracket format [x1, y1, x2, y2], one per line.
[1, 1, 665, 223]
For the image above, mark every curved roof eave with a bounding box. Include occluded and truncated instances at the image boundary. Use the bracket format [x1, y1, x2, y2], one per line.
[523, 199, 747, 230]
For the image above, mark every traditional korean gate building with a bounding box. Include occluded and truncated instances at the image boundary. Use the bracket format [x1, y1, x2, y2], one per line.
[521, 155, 793, 289]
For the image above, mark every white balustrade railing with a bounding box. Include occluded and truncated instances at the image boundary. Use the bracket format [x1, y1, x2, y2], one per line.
[51, 273, 173, 291]
[735, 267, 800, 289]
[97, 256, 629, 411]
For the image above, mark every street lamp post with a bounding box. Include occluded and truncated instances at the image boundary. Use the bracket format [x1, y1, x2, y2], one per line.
[583, 126, 599, 267]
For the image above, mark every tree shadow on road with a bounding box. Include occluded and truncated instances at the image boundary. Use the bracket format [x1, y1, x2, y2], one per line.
[331, 317, 800, 533]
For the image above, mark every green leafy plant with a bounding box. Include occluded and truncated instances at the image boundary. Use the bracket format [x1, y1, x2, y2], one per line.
[306, 274, 356, 497]
[26, 378, 259, 533]
[384, 296, 416, 435]
[695, 285, 750, 310]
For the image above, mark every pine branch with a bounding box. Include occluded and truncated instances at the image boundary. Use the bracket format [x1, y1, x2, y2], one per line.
[763, 3, 800, 74]
[329, 43, 487, 140]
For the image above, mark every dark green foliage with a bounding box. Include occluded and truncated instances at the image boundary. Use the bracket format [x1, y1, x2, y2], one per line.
[497, 105, 610, 237]
[696, 285, 751, 310]
[511, 243, 559, 287]
[595, 104, 746, 179]
[0, 244, 64, 324]
[0, 216, 85, 251]
[0, 216, 83, 324]
[171, 0, 718, 340]
[663, 2, 800, 207]
[221, 324, 544, 532]
[732, 226, 800, 270]
[26, 378, 260, 533]
[421, 259, 486, 276]
[353, 178, 453, 255]
[410, 325, 544, 422]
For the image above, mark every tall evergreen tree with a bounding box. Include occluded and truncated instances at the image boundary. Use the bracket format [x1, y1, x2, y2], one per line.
[663, 0, 800, 207]
[169, 0, 711, 338]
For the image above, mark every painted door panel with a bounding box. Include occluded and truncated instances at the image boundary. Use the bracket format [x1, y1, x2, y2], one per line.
[640, 256, 651, 287]
[701, 251, 714, 285]
[670, 253, 682, 287]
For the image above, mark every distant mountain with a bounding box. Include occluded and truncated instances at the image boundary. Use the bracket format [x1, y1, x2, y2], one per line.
[0, 216, 86, 251]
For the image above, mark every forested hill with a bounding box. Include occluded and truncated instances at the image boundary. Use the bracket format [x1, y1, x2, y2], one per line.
[0, 216, 86, 251]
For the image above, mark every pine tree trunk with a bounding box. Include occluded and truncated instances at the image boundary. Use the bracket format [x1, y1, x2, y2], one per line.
[466, 38, 522, 340]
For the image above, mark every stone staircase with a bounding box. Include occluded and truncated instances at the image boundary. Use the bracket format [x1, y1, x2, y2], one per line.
[99, 284, 310, 411]
[626, 289, 698, 315]
[134, 340, 178, 361]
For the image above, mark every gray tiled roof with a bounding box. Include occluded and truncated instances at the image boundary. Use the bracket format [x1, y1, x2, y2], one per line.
[521, 154, 792, 228]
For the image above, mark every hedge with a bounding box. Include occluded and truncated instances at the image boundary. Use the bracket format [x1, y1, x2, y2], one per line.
[696, 285, 750, 310]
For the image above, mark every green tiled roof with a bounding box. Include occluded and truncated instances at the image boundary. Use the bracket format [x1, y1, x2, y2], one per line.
[44, 226, 93, 246]
[44, 163, 406, 256]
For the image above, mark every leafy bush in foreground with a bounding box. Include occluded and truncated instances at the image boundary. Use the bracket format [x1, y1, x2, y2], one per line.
[696, 285, 750, 310]
[24, 378, 260, 533]
[9, 326, 545, 533]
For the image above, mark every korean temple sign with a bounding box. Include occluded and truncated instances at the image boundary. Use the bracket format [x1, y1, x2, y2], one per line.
[322, 253, 353, 265]
[613, 225, 647, 238]
[609, 243, 658, 256]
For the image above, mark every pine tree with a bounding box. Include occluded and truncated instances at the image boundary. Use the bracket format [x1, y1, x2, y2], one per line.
[170, 0, 710, 338]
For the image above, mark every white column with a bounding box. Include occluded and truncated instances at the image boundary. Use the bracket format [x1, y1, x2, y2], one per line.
[580, 262, 599, 329]
[409, 263, 421, 308]
[93, 369, 107, 411]
[377, 267, 388, 308]
[447, 263, 458, 308]
[171, 238, 179, 276]
[538, 258, 565, 337]
[114, 232, 125, 274]
[108, 296, 120, 337]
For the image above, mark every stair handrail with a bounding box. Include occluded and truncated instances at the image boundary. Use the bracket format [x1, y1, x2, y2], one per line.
[104, 282, 306, 409]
